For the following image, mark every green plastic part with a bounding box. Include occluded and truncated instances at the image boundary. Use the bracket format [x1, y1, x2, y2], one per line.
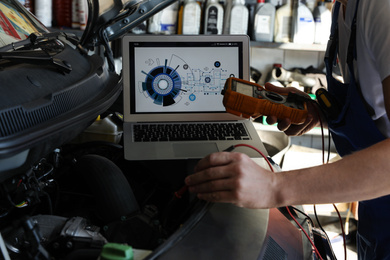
[100, 243, 134, 260]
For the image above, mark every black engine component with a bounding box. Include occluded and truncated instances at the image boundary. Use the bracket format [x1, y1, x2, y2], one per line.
[3, 215, 107, 260]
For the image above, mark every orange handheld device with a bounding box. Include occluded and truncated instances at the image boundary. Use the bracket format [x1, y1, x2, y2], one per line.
[221, 77, 309, 125]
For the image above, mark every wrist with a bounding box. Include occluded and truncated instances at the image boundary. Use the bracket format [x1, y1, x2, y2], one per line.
[270, 171, 289, 208]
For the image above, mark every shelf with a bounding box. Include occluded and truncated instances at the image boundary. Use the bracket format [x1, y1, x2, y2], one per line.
[250, 41, 327, 52]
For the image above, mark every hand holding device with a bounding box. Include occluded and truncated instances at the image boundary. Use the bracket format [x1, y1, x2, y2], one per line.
[222, 77, 309, 125]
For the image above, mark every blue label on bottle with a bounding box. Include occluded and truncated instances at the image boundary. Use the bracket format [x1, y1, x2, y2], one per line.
[299, 17, 313, 22]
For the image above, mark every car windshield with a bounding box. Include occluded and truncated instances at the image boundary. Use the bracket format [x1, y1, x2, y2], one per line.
[0, 0, 48, 48]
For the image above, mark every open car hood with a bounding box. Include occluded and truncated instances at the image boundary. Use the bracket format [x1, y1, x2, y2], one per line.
[0, 0, 176, 178]
[0, 0, 177, 50]
[80, 0, 177, 49]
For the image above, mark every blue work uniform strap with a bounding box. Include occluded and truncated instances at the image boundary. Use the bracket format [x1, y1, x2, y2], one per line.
[324, 1, 340, 71]
[346, 0, 376, 117]
[324, 0, 385, 157]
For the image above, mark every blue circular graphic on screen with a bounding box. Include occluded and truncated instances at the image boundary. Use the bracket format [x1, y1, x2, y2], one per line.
[143, 64, 182, 106]
[152, 74, 174, 96]
[189, 93, 196, 101]
[214, 61, 221, 68]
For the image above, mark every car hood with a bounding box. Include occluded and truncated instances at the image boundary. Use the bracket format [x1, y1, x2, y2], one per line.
[0, 0, 176, 178]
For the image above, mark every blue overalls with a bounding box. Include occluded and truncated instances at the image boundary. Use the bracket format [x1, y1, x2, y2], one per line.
[324, 1, 390, 259]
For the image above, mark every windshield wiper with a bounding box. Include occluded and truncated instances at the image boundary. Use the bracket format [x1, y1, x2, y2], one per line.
[0, 50, 72, 74]
[0, 32, 81, 52]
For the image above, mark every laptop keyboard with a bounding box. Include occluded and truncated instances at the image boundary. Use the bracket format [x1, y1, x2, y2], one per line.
[133, 122, 251, 142]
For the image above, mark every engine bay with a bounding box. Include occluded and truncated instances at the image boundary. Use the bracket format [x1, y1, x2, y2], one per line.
[0, 134, 201, 259]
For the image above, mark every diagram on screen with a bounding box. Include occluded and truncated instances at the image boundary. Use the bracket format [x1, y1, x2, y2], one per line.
[138, 53, 235, 107]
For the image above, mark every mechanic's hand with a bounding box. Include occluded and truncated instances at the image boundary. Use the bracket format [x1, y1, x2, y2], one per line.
[185, 152, 278, 209]
[264, 83, 321, 136]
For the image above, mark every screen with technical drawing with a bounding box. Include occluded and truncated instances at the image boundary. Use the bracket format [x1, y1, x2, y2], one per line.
[128, 40, 243, 113]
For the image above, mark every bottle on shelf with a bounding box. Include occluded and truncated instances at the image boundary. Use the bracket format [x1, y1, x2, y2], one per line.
[78, 0, 87, 30]
[180, 0, 202, 34]
[229, 0, 249, 35]
[253, 0, 275, 42]
[53, 0, 72, 28]
[274, 0, 293, 43]
[313, 0, 331, 45]
[204, 0, 224, 35]
[292, 0, 315, 44]
[35, 0, 52, 27]
[148, 1, 179, 34]
[71, 0, 80, 29]
[305, 0, 317, 12]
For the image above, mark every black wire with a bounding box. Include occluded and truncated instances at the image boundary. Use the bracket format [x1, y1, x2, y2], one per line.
[35, 161, 54, 181]
[312, 98, 339, 259]
[42, 191, 53, 215]
[311, 99, 334, 163]
[291, 206, 315, 228]
[313, 205, 328, 236]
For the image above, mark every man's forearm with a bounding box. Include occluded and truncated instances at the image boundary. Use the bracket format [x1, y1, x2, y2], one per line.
[275, 138, 390, 206]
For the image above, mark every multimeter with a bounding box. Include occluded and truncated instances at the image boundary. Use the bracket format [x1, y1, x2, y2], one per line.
[221, 77, 309, 125]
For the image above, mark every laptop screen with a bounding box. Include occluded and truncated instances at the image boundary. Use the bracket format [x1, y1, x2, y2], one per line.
[122, 35, 250, 119]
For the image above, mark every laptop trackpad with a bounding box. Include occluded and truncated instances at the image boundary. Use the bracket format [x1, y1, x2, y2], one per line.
[173, 143, 218, 158]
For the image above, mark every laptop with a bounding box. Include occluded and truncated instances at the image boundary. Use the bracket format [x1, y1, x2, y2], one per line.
[122, 34, 267, 160]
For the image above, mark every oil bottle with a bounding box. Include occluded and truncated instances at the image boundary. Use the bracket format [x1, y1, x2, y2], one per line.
[148, 1, 179, 34]
[274, 0, 292, 43]
[181, 0, 202, 34]
[229, 0, 249, 34]
[253, 0, 275, 42]
[313, 0, 331, 44]
[204, 0, 224, 34]
[292, 0, 315, 44]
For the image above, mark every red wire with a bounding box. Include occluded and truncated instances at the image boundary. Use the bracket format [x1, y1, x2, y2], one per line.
[286, 206, 324, 260]
[177, 142, 328, 259]
[174, 185, 188, 199]
[234, 143, 324, 260]
[232, 143, 274, 172]
[333, 203, 347, 260]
